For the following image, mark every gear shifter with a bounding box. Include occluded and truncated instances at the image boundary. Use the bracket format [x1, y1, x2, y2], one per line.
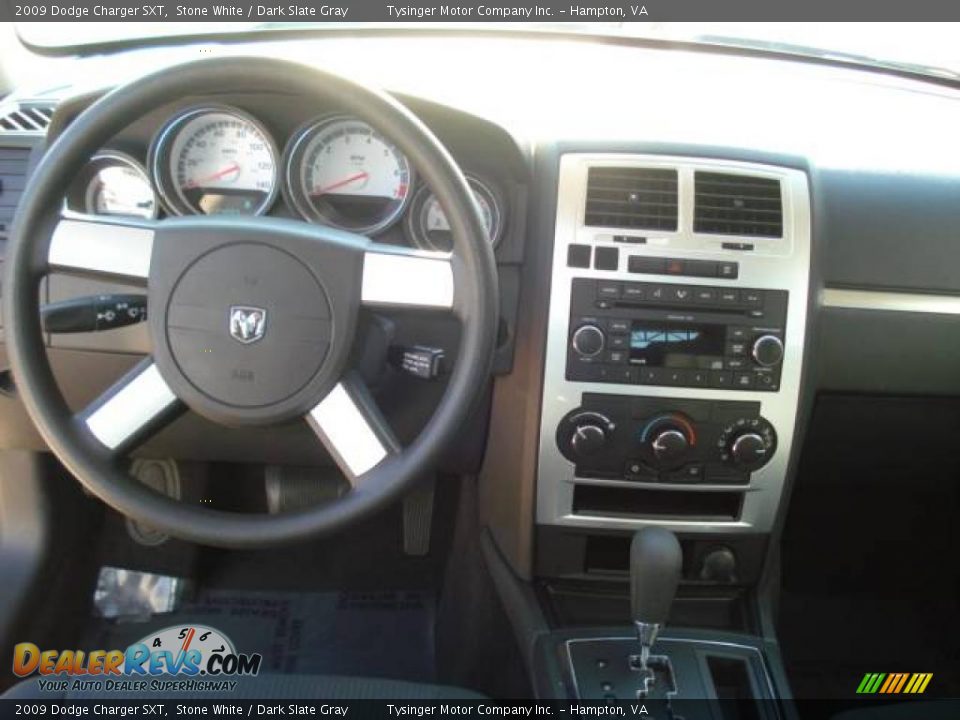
[630, 527, 682, 676]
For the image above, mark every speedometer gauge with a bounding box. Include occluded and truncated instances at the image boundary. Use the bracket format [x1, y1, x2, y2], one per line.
[405, 174, 504, 253]
[150, 106, 278, 216]
[283, 116, 413, 234]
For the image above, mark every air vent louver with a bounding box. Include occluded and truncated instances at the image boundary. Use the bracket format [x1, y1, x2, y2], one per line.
[585, 167, 678, 231]
[0, 147, 31, 240]
[0, 104, 54, 133]
[694, 172, 783, 238]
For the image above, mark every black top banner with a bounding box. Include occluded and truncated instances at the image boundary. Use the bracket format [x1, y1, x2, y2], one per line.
[3, 0, 960, 23]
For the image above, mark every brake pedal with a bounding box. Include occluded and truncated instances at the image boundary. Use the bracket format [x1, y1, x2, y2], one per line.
[265, 465, 349, 513]
[126, 458, 181, 546]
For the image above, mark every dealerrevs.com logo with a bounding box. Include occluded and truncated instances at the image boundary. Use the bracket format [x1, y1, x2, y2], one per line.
[12, 625, 262, 693]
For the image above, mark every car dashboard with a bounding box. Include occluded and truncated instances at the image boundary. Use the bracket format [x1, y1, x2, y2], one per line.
[2, 32, 960, 600]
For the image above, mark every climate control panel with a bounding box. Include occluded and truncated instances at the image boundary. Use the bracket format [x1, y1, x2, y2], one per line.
[556, 394, 776, 485]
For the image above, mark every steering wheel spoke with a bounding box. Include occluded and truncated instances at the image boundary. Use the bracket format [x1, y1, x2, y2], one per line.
[361, 244, 454, 312]
[77, 358, 183, 457]
[306, 374, 400, 484]
[48, 217, 155, 285]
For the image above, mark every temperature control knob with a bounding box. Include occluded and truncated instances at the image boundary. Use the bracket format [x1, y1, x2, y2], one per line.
[571, 324, 605, 357]
[752, 335, 784, 367]
[640, 413, 696, 469]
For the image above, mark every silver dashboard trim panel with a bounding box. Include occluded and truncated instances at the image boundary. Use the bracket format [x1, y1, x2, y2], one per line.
[822, 287, 960, 315]
[536, 154, 812, 535]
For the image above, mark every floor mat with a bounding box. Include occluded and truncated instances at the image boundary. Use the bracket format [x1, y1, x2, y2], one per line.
[84, 589, 436, 682]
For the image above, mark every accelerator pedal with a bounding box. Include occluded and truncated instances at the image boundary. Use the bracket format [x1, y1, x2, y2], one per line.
[402, 477, 435, 556]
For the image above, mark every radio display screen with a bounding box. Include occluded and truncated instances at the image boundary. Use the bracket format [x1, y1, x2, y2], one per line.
[629, 321, 726, 369]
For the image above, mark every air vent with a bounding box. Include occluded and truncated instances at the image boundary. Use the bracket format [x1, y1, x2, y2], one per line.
[585, 167, 678, 231]
[694, 172, 783, 238]
[0, 147, 31, 240]
[0, 104, 55, 133]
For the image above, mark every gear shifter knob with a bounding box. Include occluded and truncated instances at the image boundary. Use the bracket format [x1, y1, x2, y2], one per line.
[630, 527, 683, 625]
[630, 527, 682, 679]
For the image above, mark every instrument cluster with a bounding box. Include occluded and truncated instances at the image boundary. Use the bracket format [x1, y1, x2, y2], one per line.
[63, 104, 506, 251]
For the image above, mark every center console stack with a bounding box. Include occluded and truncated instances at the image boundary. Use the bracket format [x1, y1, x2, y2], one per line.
[531, 154, 811, 706]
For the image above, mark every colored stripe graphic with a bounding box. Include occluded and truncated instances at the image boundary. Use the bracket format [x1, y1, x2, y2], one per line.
[857, 672, 932, 694]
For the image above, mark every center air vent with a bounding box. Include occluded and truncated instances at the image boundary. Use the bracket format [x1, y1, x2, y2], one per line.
[694, 172, 783, 238]
[0, 104, 55, 133]
[585, 167, 678, 231]
[0, 146, 31, 240]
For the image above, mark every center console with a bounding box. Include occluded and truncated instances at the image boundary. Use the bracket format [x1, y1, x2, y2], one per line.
[538, 154, 810, 539]
[529, 154, 811, 705]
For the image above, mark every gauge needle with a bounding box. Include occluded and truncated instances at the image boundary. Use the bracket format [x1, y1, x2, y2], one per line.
[182, 162, 241, 189]
[310, 171, 369, 196]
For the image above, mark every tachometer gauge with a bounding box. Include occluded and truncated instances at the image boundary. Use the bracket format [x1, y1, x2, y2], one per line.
[150, 106, 278, 216]
[64, 152, 157, 219]
[283, 116, 413, 234]
[405, 175, 504, 252]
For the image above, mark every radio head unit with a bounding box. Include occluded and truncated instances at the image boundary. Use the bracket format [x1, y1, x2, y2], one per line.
[566, 277, 787, 392]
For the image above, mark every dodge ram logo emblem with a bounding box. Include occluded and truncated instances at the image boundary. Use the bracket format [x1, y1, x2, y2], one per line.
[229, 306, 267, 344]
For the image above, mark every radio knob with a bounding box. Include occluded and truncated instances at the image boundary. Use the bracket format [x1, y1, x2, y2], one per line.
[572, 324, 605, 357]
[752, 335, 784, 367]
[728, 432, 770, 470]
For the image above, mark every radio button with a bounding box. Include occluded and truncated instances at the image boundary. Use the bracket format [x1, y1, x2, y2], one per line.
[710, 370, 733, 388]
[647, 285, 668, 303]
[597, 281, 622, 299]
[664, 369, 688, 386]
[754, 371, 779, 391]
[609, 319, 630, 333]
[693, 287, 718, 304]
[608, 366, 638, 384]
[725, 357, 749, 370]
[638, 367, 666, 385]
[727, 341, 748, 357]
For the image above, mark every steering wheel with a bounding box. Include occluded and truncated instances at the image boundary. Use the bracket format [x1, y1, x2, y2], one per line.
[3, 57, 498, 547]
